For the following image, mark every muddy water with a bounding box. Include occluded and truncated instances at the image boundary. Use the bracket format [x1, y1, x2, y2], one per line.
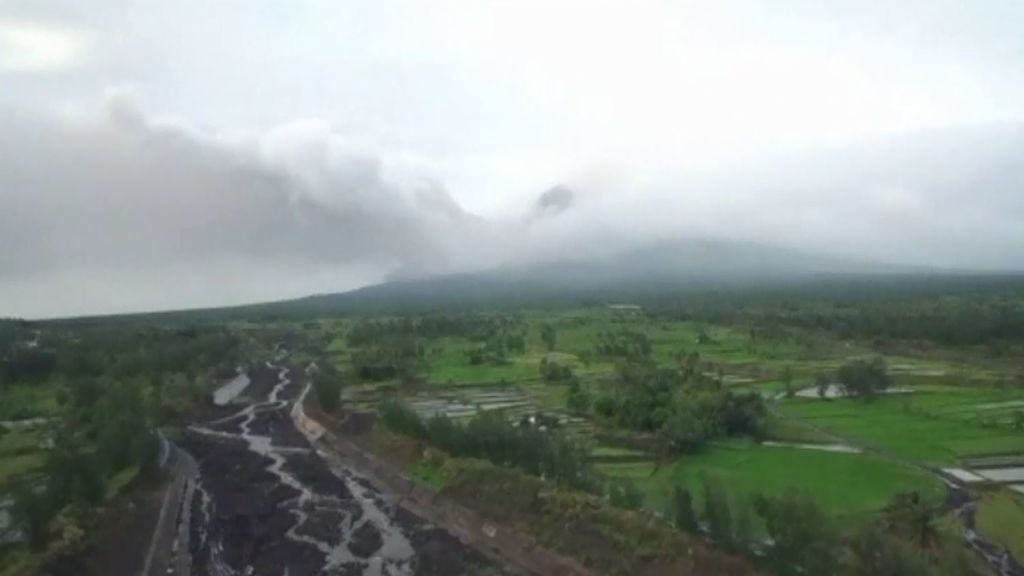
[941, 477, 1024, 576]
[760, 441, 861, 453]
[0, 496, 18, 544]
[212, 370, 251, 406]
[183, 362, 501, 576]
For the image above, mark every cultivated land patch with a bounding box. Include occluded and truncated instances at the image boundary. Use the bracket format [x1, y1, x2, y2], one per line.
[976, 488, 1024, 561]
[778, 387, 1024, 465]
[0, 384, 60, 421]
[333, 307, 1024, 571]
[598, 439, 944, 522]
[0, 428, 46, 490]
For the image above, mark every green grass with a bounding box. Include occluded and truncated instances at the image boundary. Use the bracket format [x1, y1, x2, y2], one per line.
[598, 439, 944, 524]
[0, 452, 45, 489]
[0, 544, 34, 576]
[104, 465, 141, 500]
[369, 311, 852, 391]
[325, 336, 346, 353]
[591, 445, 648, 457]
[551, 315, 800, 366]
[334, 309, 1023, 535]
[761, 414, 834, 443]
[0, 383, 61, 421]
[779, 387, 1024, 464]
[975, 488, 1024, 561]
[0, 428, 46, 489]
[519, 382, 570, 411]
[425, 337, 543, 385]
[410, 459, 448, 490]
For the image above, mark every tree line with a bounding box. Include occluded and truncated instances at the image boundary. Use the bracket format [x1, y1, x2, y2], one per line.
[2, 321, 245, 566]
[650, 288, 1024, 348]
[379, 400, 595, 491]
[585, 360, 766, 453]
[669, 481, 975, 576]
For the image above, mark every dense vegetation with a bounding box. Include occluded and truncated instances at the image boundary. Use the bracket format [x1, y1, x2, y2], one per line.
[589, 360, 767, 452]
[317, 285, 1024, 576]
[650, 281, 1024, 348]
[0, 321, 244, 571]
[380, 400, 595, 491]
[3, 276, 1024, 576]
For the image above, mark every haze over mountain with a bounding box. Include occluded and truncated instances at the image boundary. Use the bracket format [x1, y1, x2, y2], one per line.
[2, 1, 1024, 318]
[280, 237, 930, 314]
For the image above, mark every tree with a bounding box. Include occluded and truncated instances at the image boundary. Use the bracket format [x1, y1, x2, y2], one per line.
[733, 496, 754, 552]
[593, 395, 615, 418]
[540, 358, 573, 382]
[661, 398, 713, 451]
[847, 525, 933, 576]
[565, 379, 591, 415]
[94, 380, 154, 473]
[754, 489, 841, 576]
[671, 485, 699, 534]
[10, 482, 51, 548]
[379, 399, 426, 438]
[837, 357, 891, 400]
[815, 372, 830, 399]
[880, 492, 941, 553]
[314, 371, 343, 413]
[426, 414, 459, 453]
[607, 478, 644, 510]
[782, 366, 795, 398]
[701, 475, 732, 548]
[540, 324, 557, 352]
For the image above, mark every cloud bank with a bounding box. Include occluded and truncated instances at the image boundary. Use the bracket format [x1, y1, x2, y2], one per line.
[0, 93, 492, 317]
[1, 94, 1023, 318]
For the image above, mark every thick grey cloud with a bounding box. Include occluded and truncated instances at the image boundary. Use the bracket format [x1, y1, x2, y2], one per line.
[1, 1, 1024, 317]
[1, 95, 1023, 318]
[0, 95, 491, 316]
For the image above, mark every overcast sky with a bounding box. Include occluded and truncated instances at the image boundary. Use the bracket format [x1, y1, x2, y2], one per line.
[2, 1, 1023, 318]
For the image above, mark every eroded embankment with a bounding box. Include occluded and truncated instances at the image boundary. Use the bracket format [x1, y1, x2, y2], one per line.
[300, 399, 759, 576]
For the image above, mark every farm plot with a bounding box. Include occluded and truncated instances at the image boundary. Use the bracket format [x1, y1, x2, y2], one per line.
[597, 439, 944, 523]
[426, 338, 543, 385]
[779, 386, 1024, 465]
[0, 428, 46, 490]
[976, 488, 1024, 561]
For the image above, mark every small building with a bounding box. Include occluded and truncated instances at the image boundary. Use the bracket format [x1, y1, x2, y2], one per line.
[606, 303, 642, 314]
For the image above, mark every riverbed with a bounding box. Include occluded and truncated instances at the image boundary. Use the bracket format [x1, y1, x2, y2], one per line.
[182, 361, 505, 576]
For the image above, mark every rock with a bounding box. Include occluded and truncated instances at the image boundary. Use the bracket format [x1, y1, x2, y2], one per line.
[347, 521, 383, 558]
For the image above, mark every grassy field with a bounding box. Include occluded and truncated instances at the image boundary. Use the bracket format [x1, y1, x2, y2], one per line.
[761, 413, 835, 443]
[779, 386, 1024, 464]
[598, 439, 945, 524]
[338, 306, 1024, 550]
[408, 312, 838, 389]
[975, 488, 1024, 561]
[548, 314, 814, 366]
[0, 428, 46, 489]
[0, 384, 60, 421]
[426, 337, 544, 385]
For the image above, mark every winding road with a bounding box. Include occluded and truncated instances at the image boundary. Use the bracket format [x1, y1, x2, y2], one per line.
[142, 432, 198, 576]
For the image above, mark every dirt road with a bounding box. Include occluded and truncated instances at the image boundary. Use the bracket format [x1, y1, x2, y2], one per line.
[142, 434, 198, 576]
